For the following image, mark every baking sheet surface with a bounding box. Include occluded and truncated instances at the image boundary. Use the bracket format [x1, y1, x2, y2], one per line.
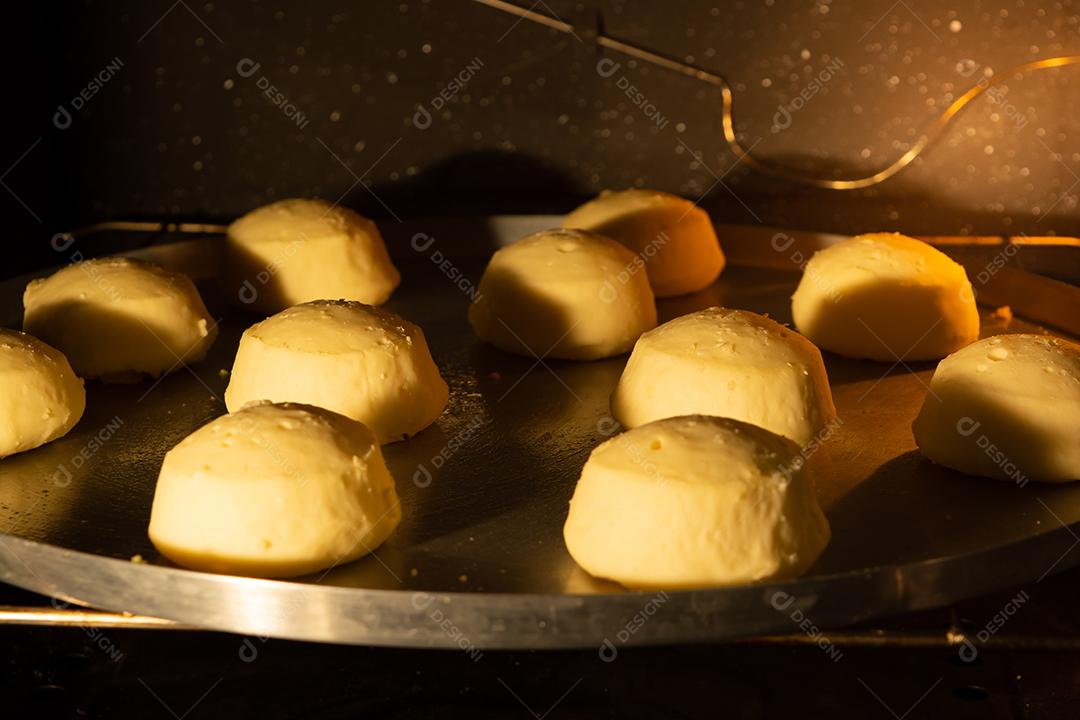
[1, 218, 1078, 648]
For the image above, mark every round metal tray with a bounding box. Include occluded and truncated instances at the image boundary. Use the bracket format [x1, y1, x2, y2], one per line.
[2, 218, 1079, 649]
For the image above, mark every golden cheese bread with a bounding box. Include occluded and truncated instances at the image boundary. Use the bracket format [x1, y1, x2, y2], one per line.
[222, 198, 400, 312]
[468, 228, 657, 360]
[611, 307, 836, 446]
[791, 233, 979, 361]
[149, 401, 401, 578]
[913, 334, 1080, 483]
[564, 415, 830, 588]
[225, 300, 448, 443]
[563, 189, 725, 297]
[0, 329, 85, 458]
[23, 257, 216, 381]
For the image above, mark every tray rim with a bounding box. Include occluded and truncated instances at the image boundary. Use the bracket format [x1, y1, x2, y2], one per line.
[3, 514, 1078, 648]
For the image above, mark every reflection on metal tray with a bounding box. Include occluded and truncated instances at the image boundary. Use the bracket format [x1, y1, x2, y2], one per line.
[1, 217, 1079, 649]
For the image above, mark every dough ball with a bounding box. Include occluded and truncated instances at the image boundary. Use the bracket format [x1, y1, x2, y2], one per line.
[23, 258, 216, 381]
[611, 307, 836, 446]
[913, 334, 1080, 483]
[791, 233, 979, 361]
[149, 401, 402, 578]
[562, 189, 725, 297]
[225, 300, 448, 443]
[0, 329, 85, 458]
[223, 198, 400, 313]
[468, 228, 657, 360]
[563, 415, 830, 588]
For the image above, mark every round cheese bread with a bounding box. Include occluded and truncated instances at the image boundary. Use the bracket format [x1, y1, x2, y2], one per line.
[563, 415, 830, 588]
[222, 198, 400, 313]
[0, 329, 85, 458]
[23, 257, 216, 381]
[563, 189, 725, 297]
[913, 334, 1080, 483]
[468, 228, 657, 360]
[224, 300, 448, 444]
[149, 401, 402, 578]
[791, 233, 979, 361]
[611, 307, 836, 446]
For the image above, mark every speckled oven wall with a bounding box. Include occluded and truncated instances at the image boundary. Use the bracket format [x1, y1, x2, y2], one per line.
[4, 0, 1080, 273]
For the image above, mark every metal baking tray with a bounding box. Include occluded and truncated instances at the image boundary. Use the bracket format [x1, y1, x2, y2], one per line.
[1, 216, 1079, 649]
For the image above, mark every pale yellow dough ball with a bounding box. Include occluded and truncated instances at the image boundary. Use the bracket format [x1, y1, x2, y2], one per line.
[468, 228, 657, 360]
[225, 300, 448, 444]
[563, 189, 725, 297]
[913, 334, 1080, 483]
[0, 329, 85, 458]
[149, 401, 402, 578]
[222, 198, 401, 313]
[563, 415, 830, 588]
[791, 233, 979, 361]
[23, 257, 216, 381]
[611, 307, 836, 446]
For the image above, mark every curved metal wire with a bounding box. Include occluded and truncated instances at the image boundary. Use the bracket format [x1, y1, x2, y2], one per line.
[474, 0, 1080, 190]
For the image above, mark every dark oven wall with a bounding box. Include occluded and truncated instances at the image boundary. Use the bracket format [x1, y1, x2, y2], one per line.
[4, 0, 1080, 275]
